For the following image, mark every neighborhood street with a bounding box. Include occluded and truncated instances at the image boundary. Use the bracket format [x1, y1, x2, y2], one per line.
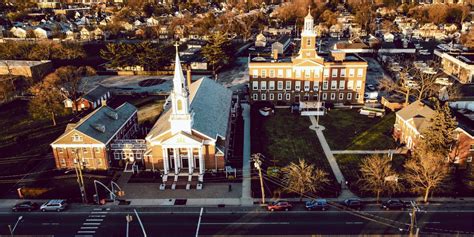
[1, 204, 473, 236]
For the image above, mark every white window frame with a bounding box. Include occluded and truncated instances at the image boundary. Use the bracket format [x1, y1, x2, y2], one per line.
[285, 93, 291, 100]
[269, 69, 275, 78]
[269, 81, 275, 90]
[322, 93, 327, 100]
[339, 93, 344, 100]
[357, 68, 363, 77]
[295, 70, 301, 78]
[349, 68, 355, 77]
[278, 93, 283, 100]
[285, 81, 292, 90]
[252, 69, 258, 78]
[261, 93, 266, 100]
[347, 93, 352, 100]
[252, 81, 258, 90]
[355, 93, 360, 99]
[286, 69, 292, 78]
[261, 69, 267, 78]
[253, 94, 258, 100]
[277, 81, 283, 90]
[277, 69, 283, 78]
[331, 93, 336, 100]
[323, 68, 330, 78]
[269, 93, 274, 100]
[295, 81, 301, 91]
[331, 81, 337, 89]
[356, 80, 362, 89]
[305, 70, 310, 78]
[261, 81, 267, 90]
[347, 80, 354, 90]
[313, 82, 319, 91]
[323, 81, 328, 90]
[72, 134, 83, 142]
[304, 81, 310, 91]
[339, 80, 345, 89]
[332, 69, 338, 77]
[340, 69, 346, 77]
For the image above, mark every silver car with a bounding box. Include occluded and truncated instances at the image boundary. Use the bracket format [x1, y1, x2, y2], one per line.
[40, 200, 67, 212]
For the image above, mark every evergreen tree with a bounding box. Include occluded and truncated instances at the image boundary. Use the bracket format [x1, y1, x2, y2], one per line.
[201, 31, 234, 76]
[422, 100, 457, 159]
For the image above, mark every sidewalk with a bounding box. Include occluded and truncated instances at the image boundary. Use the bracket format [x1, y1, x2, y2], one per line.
[240, 103, 253, 206]
[309, 116, 355, 199]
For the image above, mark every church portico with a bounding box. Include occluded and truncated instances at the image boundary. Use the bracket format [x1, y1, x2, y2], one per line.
[161, 146, 204, 175]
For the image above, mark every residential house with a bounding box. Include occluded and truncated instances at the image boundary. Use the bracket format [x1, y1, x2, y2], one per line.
[10, 27, 27, 38]
[255, 32, 267, 47]
[271, 34, 291, 55]
[315, 24, 329, 37]
[146, 17, 159, 27]
[435, 50, 474, 84]
[383, 32, 395, 42]
[71, 85, 111, 111]
[329, 24, 343, 38]
[80, 27, 91, 40]
[249, 10, 368, 105]
[51, 102, 138, 170]
[33, 27, 50, 39]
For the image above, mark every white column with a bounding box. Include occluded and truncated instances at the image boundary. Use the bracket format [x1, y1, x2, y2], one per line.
[162, 148, 168, 175]
[198, 147, 204, 175]
[173, 148, 179, 174]
[187, 148, 192, 174]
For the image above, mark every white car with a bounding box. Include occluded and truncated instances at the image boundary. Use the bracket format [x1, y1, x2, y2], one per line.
[40, 200, 68, 212]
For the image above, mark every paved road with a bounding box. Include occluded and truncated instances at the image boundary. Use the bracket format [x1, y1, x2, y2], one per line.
[1, 204, 473, 236]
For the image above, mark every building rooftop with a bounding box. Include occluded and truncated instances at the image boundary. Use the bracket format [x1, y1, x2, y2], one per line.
[0, 60, 52, 67]
[396, 100, 435, 132]
[81, 85, 109, 103]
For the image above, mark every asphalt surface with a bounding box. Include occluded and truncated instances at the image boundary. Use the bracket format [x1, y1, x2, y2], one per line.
[0, 204, 473, 236]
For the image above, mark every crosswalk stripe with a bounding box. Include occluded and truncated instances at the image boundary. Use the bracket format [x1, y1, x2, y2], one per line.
[83, 222, 101, 226]
[93, 208, 102, 211]
[77, 230, 96, 234]
[81, 226, 99, 230]
[91, 211, 108, 214]
[86, 219, 103, 222]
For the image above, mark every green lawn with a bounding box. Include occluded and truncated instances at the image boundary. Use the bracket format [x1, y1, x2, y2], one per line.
[319, 109, 396, 150]
[251, 107, 340, 197]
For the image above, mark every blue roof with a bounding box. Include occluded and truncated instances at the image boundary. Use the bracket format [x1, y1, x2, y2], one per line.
[75, 102, 137, 144]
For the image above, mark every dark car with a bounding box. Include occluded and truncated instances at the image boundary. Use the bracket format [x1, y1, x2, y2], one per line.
[305, 199, 329, 211]
[381, 199, 409, 210]
[342, 199, 363, 210]
[267, 200, 292, 212]
[12, 201, 39, 212]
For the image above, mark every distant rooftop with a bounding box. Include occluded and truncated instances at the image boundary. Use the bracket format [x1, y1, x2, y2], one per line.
[0, 60, 52, 67]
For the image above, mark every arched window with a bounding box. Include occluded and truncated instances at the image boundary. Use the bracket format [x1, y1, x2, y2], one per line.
[177, 100, 183, 111]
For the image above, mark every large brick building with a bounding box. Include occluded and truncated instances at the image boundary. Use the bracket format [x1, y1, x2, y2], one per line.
[248, 9, 368, 105]
[50, 103, 138, 170]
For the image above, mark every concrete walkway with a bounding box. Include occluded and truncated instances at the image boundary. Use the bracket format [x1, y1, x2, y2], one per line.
[332, 149, 404, 155]
[309, 116, 355, 199]
[240, 103, 253, 206]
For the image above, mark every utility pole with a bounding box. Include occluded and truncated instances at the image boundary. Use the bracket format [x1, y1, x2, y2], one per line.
[409, 201, 420, 237]
[134, 209, 147, 237]
[251, 153, 265, 205]
[74, 149, 87, 204]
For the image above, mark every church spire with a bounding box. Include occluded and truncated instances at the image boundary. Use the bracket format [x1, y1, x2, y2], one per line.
[173, 42, 187, 96]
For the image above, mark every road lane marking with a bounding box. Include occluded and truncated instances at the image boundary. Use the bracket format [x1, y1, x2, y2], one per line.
[75, 235, 93, 237]
[195, 207, 203, 237]
[41, 223, 59, 225]
[93, 208, 102, 211]
[91, 211, 108, 214]
[345, 222, 364, 224]
[77, 230, 96, 234]
[81, 226, 99, 230]
[85, 218, 103, 222]
[83, 223, 101, 225]
[88, 215, 106, 218]
[201, 222, 290, 225]
[424, 221, 441, 224]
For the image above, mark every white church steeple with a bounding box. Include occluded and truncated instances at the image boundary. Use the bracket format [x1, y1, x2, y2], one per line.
[298, 6, 318, 59]
[169, 43, 193, 134]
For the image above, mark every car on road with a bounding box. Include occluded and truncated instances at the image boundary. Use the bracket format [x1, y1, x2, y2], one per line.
[342, 199, 363, 210]
[12, 201, 39, 212]
[267, 200, 292, 212]
[381, 199, 409, 210]
[305, 199, 329, 211]
[40, 200, 68, 212]
[366, 84, 376, 91]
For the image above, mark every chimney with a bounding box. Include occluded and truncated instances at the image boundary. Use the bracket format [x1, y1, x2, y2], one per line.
[331, 50, 346, 61]
[272, 49, 278, 60]
[186, 65, 192, 87]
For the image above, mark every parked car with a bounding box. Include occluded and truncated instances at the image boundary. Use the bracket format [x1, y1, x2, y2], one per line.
[305, 199, 329, 211]
[381, 199, 409, 210]
[40, 200, 68, 212]
[12, 201, 39, 212]
[267, 200, 292, 212]
[342, 198, 363, 210]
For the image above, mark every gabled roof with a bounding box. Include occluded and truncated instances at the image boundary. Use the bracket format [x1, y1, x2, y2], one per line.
[147, 78, 232, 141]
[396, 100, 435, 132]
[81, 85, 109, 103]
[55, 102, 137, 145]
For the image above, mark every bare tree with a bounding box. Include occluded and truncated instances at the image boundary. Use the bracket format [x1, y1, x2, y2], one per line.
[282, 159, 330, 201]
[358, 154, 402, 203]
[404, 145, 449, 203]
[54, 66, 96, 112]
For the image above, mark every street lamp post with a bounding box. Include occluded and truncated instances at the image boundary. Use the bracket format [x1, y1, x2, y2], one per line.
[8, 216, 23, 237]
[134, 209, 147, 237]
